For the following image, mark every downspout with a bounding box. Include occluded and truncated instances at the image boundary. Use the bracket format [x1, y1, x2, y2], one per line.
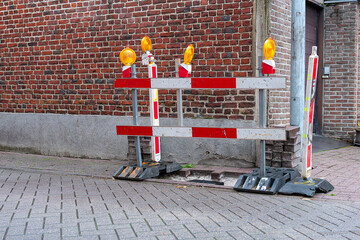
[290, 0, 306, 157]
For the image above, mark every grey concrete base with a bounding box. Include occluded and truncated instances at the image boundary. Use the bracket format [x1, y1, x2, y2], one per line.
[0, 113, 256, 167]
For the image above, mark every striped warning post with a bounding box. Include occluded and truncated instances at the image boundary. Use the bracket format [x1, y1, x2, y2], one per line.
[148, 63, 161, 162]
[116, 126, 286, 141]
[302, 46, 319, 179]
[115, 77, 286, 89]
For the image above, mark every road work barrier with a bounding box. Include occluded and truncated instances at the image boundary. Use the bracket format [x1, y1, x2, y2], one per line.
[113, 37, 333, 197]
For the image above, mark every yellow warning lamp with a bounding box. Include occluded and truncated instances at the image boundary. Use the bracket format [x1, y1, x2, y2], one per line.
[263, 37, 276, 60]
[119, 47, 136, 66]
[141, 36, 152, 52]
[183, 44, 194, 65]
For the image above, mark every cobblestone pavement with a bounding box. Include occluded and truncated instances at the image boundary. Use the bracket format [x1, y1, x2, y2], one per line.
[1, 167, 360, 240]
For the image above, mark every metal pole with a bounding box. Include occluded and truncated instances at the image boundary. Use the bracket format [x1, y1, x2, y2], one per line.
[258, 56, 266, 177]
[131, 64, 142, 166]
[175, 59, 184, 127]
[290, 0, 306, 157]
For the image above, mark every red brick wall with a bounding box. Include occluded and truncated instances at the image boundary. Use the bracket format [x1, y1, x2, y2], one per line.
[0, 0, 254, 120]
[323, 2, 359, 140]
[267, 0, 292, 126]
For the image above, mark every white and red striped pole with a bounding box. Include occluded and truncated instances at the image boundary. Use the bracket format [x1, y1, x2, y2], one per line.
[302, 46, 319, 179]
[141, 36, 161, 162]
[148, 62, 161, 162]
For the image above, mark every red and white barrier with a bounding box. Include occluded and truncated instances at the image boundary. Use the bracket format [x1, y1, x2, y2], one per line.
[302, 46, 319, 179]
[115, 77, 285, 90]
[117, 126, 286, 141]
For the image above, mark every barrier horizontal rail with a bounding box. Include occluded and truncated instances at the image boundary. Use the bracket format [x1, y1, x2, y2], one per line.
[115, 77, 286, 89]
[116, 126, 286, 141]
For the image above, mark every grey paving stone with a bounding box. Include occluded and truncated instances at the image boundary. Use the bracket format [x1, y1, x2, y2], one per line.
[61, 226, 81, 237]
[114, 227, 137, 238]
[79, 221, 97, 231]
[97, 232, 120, 240]
[25, 217, 44, 230]
[1, 165, 360, 240]
[6, 225, 26, 237]
[129, 221, 152, 233]
[6, 235, 43, 240]
[153, 235, 177, 240]
[63, 236, 99, 240]
[93, 215, 113, 226]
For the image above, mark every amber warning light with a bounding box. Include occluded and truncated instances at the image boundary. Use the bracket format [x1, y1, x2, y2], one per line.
[141, 36, 156, 66]
[179, 44, 194, 77]
[183, 44, 194, 65]
[141, 36, 152, 52]
[120, 47, 136, 78]
[120, 47, 136, 66]
[262, 37, 276, 74]
[264, 37, 276, 60]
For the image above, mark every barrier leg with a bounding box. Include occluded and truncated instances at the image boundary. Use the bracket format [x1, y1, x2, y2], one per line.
[113, 64, 143, 179]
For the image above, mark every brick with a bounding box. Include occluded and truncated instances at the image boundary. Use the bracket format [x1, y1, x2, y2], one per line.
[284, 144, 300, 153]
[287, 135, 301, 145]
[271, 160, 282, 167]
[0, 0, 254, 121]
[281, 156, 300, 168]
[286, 126, 300, 139]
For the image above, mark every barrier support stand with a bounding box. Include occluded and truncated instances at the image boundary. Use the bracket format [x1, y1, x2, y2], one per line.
[234, 38, 302, 194]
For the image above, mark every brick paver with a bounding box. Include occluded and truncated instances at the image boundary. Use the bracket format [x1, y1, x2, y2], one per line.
[312, 147, 360, 202]
[0, 167, 360, 240]
[1, 146, 360, 239]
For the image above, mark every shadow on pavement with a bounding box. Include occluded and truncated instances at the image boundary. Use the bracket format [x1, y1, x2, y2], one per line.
[312, 134, 352, 153]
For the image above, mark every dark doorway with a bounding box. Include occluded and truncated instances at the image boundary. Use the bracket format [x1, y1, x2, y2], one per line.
[306, 1, 324, 134]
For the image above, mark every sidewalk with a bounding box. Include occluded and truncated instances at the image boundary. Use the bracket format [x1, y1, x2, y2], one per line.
[0, 145, 359, 201]
[0, 145, 360, 239]
[312, 146, 360, 202]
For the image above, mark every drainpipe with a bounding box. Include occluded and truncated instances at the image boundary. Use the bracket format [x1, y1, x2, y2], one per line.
[290, 0, 306, 158]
